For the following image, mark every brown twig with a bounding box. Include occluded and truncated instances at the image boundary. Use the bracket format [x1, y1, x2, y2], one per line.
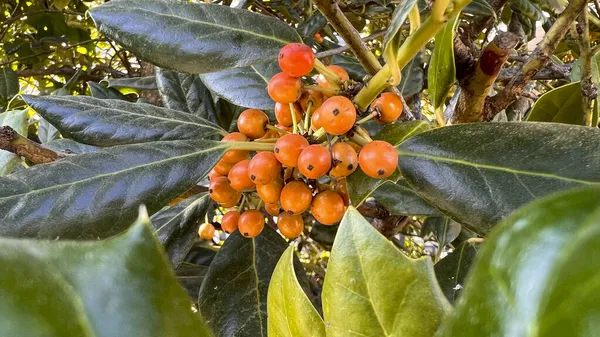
[315, 30, 387, 59]
[483, 0, 589, 120]
[573, 9, 598, 126]
[313, 0, 382, 75]
[0, 126, 65, 164]
[496, 63, 572, 82]
[357, 200, 409, 238]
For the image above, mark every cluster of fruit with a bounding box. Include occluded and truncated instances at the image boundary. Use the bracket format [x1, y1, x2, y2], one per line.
[198, 43, 403, 241]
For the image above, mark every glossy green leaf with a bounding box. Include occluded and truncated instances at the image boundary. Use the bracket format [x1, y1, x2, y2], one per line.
[397, 123, 600, 234]
[323, 207, 451, 337]
[331, 55, 368, 82]
[89, 0, 301, 75]
[383, 0, 417, 51]
[151, 192, 211, 267]
[106, 76, 158, 90]
[510, 0, 544, 21]
[22, 95, 225, 146]
[434, 241, 480, 303]
[200, 61, 279, 110]
[88, 81, 130, 100]
[199, 226, 308, 337]
[398, 54, 424, 97]
[421, 217, 461, 248]
[527, 82, 585, 125]
[177, 262, 209, 300]
[268, 246, 325, 337]
[0, 109, 28, 176]
[37, 117, 61, 143]
[437, 186, 600, 336]
[155, 68, 218, 124]
[43, 138, 99, 154]
[347, 121, 430, 205]
[464, 0, 496, 18]
[372, 180, 441, 216]
[0, 67, 19, 101]
[0, 139, 227, 239]
[0, 210, 213, 337]
[428, 16, 459, 109]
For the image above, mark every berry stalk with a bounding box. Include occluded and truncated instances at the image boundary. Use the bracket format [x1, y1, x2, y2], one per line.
[314, 58, 342, 89]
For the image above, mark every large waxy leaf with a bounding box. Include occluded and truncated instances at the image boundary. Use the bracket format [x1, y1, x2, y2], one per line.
[155, 68, 218, 124]
[200, 61, 279, 110]
[0, 67, 19, 101]
[22, 95, 225, 146]
[428, 16, 459, 109]
[0, 139, 227, 239]
[434, 241, 480, 303]
[437, 186, 600, 337]
[107, 76, 158, 90]
[199, 226, 308, 337]
[527, 82, 585, 125]
[331, 55, 368, 82]
[347, 121, 430, 205]
[268, 246, 325, 337]
[464, 0, 496, 17]
[371, 180, 441, 216]
[323, 207, 451, 337]
[0, 210, 213, 337]
[0, 109, 28, 176]
[43, 138, 100, 154]
[177, 262, 209, 300]
[89, 0, 301, 75]
[88, 81, 131, 100]
[398, 54, 424, 97]
[151, 192, 211, 267]
[397, 123, 600, 234]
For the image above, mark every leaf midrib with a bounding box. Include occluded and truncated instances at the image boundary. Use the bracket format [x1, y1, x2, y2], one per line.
[397, 150, 599, 185]
[0, 144, 227, 203]
[153, 194, 208, 234]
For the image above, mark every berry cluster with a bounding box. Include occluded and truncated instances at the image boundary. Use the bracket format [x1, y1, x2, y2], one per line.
[199, 43, 402, 241]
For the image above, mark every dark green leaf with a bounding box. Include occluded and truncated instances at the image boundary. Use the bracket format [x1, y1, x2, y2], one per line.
[383, 0, 417, 50]
[421, 217, 461, 247]
[371, 180, 441, 216]
[437, 186, 600, 336]
[309, 223, 338, 246]
[151, 193, 211, 267]
[347, 121, 430, 205]
[0, 67, 19, 100]
[434, 241, 480, 304]
[199, 226, 307, 337]
[106, 76, 158, 90]
[43, 138, 100, 154]
[323, 207, 450, 337]
[397, 123, 600, 234]
[428, 15, 458, 109]
[155, 68, 218, 124]
[0, 139, 227, 239]
[200, 61, 279, 110]
[89, 0, 301, 74]
[464, 0, 496, 18]
[527, 82, 585, 125]
[0, 109, 27, 176]
[0, 210, 213, 337]
[331, 54, 368, 82]
[510, 0, 544, 21]
[37, 117, 61, 143]
[22, 95, 225, 146]
[398, 53, 424, 97]
[177, 262, 209, 300]
[88, 81, 130, 100]
[297, 13, 327, 38]
[268, 246, 326, 337]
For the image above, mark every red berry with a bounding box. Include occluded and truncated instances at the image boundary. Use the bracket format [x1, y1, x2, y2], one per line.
[278, 43, 315, 77]
[297, 144, 331, 179]
[371, 92, 403, 124]
[318, 96, 356, 135]
[267, 72, 302, 104]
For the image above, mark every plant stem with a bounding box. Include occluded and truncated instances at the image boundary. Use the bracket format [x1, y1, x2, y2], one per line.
[0, 126, 65, 164]
[313, 59, 342, 89]
[227, 141, 275, 152]
[290, 103, 299, 134]
[349, 133, 370, 146]
[304, 102, 313, 131]
[313, 0, 382, 75]
[573, 9, 597, 126]
[356, 113, 375, 124]
[266, 124, 290, 135]
[315, 31, 386, 59]
[303, 84, 341, 95]
[408, 3, 421, 34]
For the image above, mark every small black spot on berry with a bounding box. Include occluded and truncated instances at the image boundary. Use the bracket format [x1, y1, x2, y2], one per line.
[244, 232, 249, 236]
[250, 175, 256, 180]
[209, 189, 213, 193]
[377, 169, 385, 176]
[275, 147, 280, 153]
[307, 164, 314, 171]
[332, 108, 340, 116]
[347, 164, 353, 170]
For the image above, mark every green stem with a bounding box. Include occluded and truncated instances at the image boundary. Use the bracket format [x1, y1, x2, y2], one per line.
[290, 103, 299, 134]
[356, 113, 376, 125]
[266, 124, 290, 135]
[314, 58, 342, 89]
[304, 102, 313, 131]
[227, 141, 275, 152]
[349, 133, 370, 146]
[303, 84, 341, 95]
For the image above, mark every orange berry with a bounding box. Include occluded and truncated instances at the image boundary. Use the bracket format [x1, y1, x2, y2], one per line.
[260, 128, 280, 140]
[208, 168, 223, 182]
[314, 32, 324, 44]
[228, 159, 255, 191]
[276, 124, 293, 136]
[267, 72, 302, 104]
[277, 212, 304, 239]
[221, 210, 240, 234]
[348, 141, 362, 153]
[213, 159, 234, 176]
[310, 108, 322, 131]
[332, 178, 350, 206]
[280, 181, 313, 214]
[275, 102, 303, 127]
[297, 144, 331, 179]
[330, 142, 358, 177]
[248, 152, 282, 185]
[318, 96, 356, 135]
[237, 109, 269, 139]
[265, 202, 281, 216]
[316, 65, 350, 93]
[198, 223, 216, 240]
[274, 134, 309, 167]
[209, 176, 242, 207]
[257, 178, 283, 203]
[371, 92, 403, 124]
[358, 140, 398, 179]
[311, 190, 345, 225]
[278, 43, 315, 77]
[238, 210, 265, 238]
[299, 89, 324, 112]
[221, 132, 250, 164]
